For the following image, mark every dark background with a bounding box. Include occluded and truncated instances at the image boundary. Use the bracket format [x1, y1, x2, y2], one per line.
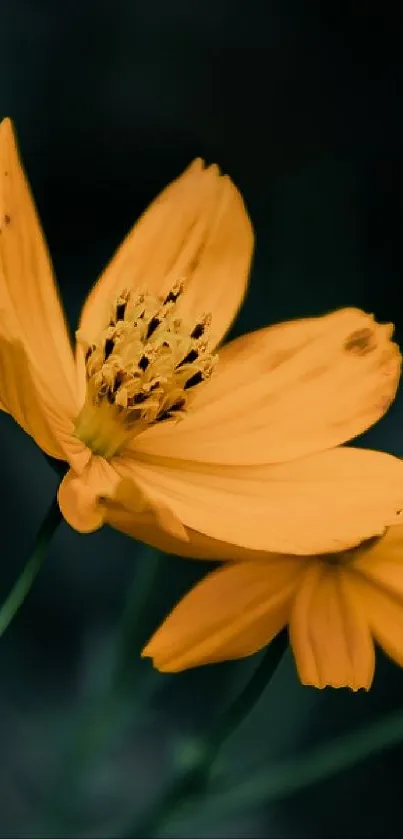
[1, 2, 403, 837]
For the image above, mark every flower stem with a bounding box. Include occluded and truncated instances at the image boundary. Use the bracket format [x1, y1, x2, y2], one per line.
[111, 546, 164, 691]
[0, 494, 62, 636]
[125, 628, 288, 839]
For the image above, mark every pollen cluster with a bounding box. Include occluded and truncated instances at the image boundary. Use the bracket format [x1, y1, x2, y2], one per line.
[74, 282, 217, 458]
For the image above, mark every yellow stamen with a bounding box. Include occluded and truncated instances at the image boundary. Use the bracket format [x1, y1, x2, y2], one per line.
[74, 283, 217, 458]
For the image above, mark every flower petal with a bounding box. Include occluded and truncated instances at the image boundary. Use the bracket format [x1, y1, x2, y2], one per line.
[103, 506, 273, 561]
[350, 526, 403, 669]
[104, 475, 189, 543]
[0, 311, 79, 462]
[115, 447, 403, 555]
[58, 455, 187, 540]
[0, 118, 77, 413]
[289, 562, 375, 690]
[0, 332, 63, 459]
[58, 456, 121, 532]
[77, 160, 253, 352]
[352, 525, 403, 596]
[350, 571, 403, 670]
[142, 557, 302, 672]
[133, 308, 400, 465]
[0, 310, 89, 471]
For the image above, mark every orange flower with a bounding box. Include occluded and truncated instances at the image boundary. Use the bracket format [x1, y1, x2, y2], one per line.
[142, 526, 403, 690]
[0, 116, 403, 556]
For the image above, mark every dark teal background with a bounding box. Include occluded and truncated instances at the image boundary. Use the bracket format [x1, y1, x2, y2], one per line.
[0, 3, 403, 836]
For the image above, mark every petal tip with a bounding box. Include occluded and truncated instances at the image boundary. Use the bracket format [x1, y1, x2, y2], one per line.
[0, 116, 13, 137]
[140, 644, 168, 672]
[187, 157, 205, 175]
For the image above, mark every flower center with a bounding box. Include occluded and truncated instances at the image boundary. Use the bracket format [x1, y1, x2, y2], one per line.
[74, 282, 217, 458]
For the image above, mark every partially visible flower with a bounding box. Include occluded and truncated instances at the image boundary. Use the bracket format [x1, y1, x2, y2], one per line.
[0, 116, 403, 556]
[142, 525, 403, 690]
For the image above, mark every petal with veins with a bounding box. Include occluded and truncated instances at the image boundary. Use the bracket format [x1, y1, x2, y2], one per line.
[133, 308, 400, 465]
[352, 524, 403, 597]
[104, 475, 189, 543]
[351, 525, 403, 668]
[103, 507, 279, 561]
[289, 562, 375, 690]
[115, 447, 403, 555]
[77, 159, 253, 365]
[0, 118, 77, 414]
[350, 569, 403, 671]
[0, 312, 81, 462]
[142, 557, 302, 672]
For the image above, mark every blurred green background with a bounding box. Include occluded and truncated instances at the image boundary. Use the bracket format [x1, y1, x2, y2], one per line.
[1, 2, 403, 836]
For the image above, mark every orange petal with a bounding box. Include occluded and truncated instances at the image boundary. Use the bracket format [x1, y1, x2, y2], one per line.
[103, 505, 275, 562]
[350, 526, 403, 668]
[0, 311, 89, 471]
[132, 308, 400, 465]
[349, 571, 403, 670]
[0, 313, 77, 460]
[58, 456, 120, 532]
[115, 447, 403, 555]
[289, 562, 375, 690]
[352, 524, 403, 596]
[104, 475, 189, 543]
[0, 118, 77, 414]
[142, 557, 302, 672]
[77, 160, 253, 353]
[58, 455, 188, 539]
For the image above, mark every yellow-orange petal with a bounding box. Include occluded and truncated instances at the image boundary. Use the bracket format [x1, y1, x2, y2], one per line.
[58, 456, 121, 533]
[142, 557, 303, 672]
[349, 526, 403, 668]
[103, 505, 275, 561]
[0, 315, 74, 460]
[352, 524, 403, 596]
[58, 454, 188, 540]
[289, 562, 375, 690]
[104, 474, 189, 543]
[350, 571, 403, 670]
[77, 159, 253, 357]
[0, 311, 89, 471]
[116, 447, 403, 555]
[0, 118, 77, 414]
[132, 307, 400, 465]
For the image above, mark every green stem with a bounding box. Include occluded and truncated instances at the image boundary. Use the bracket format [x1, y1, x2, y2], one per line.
[0, 494, 61, 636]
[111, 546, 163, 691]
[126, 629, 288, 839]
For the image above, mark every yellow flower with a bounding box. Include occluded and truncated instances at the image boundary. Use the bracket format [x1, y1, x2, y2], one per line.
[142, 526, 403, 690]
[0, 116, 403, 557]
